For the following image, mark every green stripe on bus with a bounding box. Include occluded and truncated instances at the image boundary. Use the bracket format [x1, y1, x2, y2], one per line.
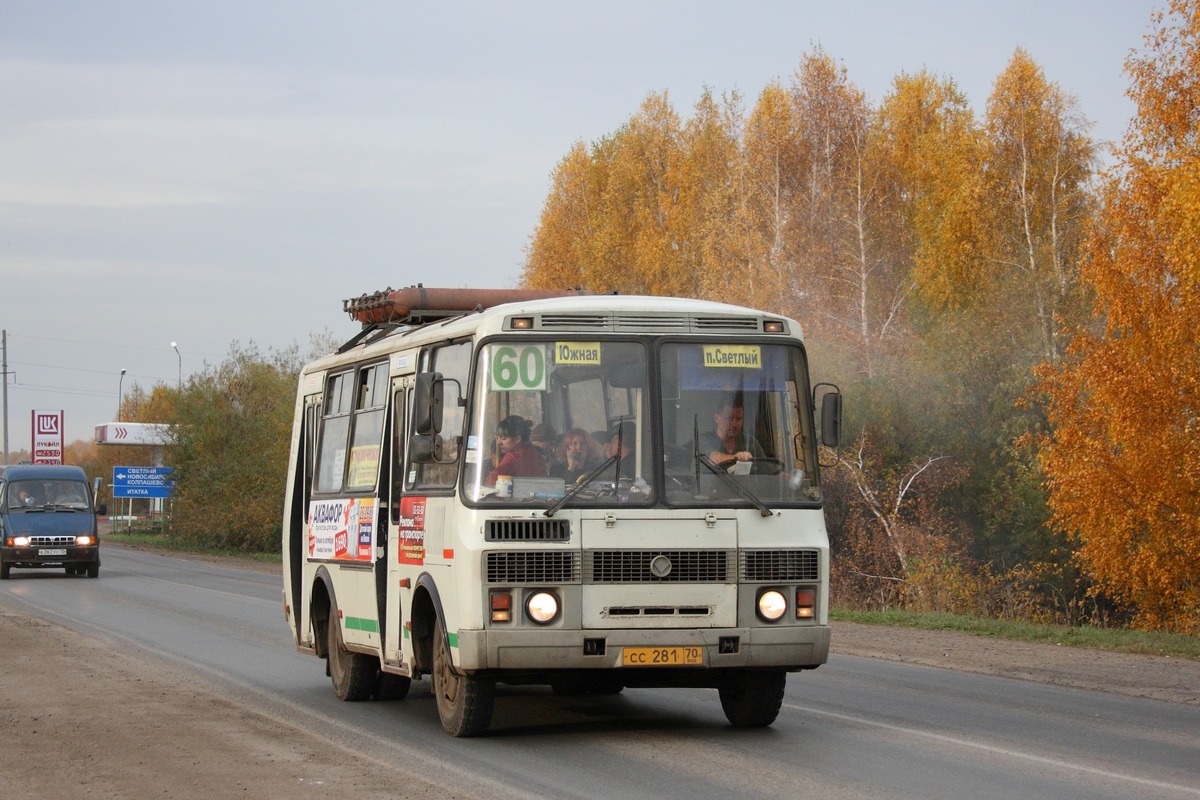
[448, 632, 458, 648]
[344, 616, 379, 633]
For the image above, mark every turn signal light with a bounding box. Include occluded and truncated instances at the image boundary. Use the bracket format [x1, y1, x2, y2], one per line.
[490, 592, 513, 623]
[796, 588, 816, 619]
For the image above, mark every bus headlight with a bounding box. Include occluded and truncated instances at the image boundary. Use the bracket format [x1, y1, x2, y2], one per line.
[76, 535, 94, 546]
[11, 536, 30, 547]
[525, 591, 559, 624]
[756, 589, 787, 622]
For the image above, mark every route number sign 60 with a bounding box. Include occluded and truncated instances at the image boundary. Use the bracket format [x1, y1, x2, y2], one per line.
[489, 345, 547, 391]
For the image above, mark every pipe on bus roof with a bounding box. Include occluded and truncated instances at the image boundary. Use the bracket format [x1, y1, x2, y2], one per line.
[343, 285, 593, 326]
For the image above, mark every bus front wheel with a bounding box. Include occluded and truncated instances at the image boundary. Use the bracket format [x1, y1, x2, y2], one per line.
[328, 615, 376, 701]
[432, 616, 494, 737]
[718, 670, 786, 728]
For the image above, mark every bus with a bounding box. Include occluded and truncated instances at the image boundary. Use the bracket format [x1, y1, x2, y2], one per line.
[281, 286, 841, 736]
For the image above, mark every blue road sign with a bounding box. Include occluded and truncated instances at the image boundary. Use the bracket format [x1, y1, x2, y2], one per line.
[112, 466, 174, 499]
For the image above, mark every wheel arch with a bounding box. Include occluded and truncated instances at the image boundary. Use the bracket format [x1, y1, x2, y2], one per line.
[310, 566, 337, 659]
[410, 572, 446, 677]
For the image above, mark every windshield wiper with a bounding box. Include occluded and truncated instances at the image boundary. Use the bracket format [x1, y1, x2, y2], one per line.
[695, 453, 774, 518]
[543, 454, 619, 517]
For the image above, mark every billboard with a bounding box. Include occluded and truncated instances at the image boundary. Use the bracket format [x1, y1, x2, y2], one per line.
[32, 409, 64, 464]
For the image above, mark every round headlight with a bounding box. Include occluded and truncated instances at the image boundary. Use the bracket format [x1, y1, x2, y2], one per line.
[757, 590, 787, 621]
[526, 591, 559, 624]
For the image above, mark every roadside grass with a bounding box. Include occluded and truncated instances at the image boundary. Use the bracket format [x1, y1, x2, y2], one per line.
[832, 608, 1200, 660]
[104, 527, 280, 565]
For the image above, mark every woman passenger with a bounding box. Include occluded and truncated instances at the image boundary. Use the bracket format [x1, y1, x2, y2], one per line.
[485, 415, 548, 485]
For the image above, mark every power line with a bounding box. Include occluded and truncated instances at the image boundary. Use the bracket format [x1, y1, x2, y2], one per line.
[9, 360, 165, 382]
[7, 383, 115, 398]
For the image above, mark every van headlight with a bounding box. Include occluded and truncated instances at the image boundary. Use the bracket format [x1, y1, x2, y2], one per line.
[12, 536, 30, 547]
[76, 535, 94, 546]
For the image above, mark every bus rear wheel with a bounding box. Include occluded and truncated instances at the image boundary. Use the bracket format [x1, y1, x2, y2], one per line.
[718, 670, 786, 728]
[328, 615, 376, 701]
[432, 616, 494, 737]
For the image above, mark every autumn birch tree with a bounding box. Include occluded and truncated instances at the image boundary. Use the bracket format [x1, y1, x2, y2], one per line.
[984, 49, 1097, 363]
[1038, 0, 1200, 633]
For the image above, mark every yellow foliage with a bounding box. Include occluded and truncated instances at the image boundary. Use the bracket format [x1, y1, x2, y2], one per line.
[1038, 0, 1200, 634]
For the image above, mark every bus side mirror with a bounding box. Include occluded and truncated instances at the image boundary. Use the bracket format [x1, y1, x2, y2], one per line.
[408, 433, 444, 463]
[414, 372, 444, 435]
[96, 503, 108, 516]
[815, 384, 842, 448]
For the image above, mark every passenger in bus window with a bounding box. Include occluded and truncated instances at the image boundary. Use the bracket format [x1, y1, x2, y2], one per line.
[550, 427, 601, 484]
[484, 415, 548, 485]
[703, 395, 766, 467]
[530, 422, 559, 464]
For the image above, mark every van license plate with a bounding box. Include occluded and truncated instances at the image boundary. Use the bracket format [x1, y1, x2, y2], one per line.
[621, 646, 703, 666]
[39, 548, 67, 557]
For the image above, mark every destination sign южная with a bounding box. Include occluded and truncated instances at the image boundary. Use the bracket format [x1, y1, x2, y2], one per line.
[554, 342, 602, 365]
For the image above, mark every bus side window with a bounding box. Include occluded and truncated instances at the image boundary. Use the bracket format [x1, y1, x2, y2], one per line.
[314, 371, 353, 493]
[412, 339, 472, 490]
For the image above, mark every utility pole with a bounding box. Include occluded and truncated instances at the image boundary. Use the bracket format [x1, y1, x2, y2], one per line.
[2, 329, 9, 464]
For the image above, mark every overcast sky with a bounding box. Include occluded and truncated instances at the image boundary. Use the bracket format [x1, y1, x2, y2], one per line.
[0, 1, 1160, 451]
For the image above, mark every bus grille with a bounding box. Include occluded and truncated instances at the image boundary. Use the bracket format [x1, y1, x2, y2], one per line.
[485, 551, 580, 584]
[586, 550, 733, 583]
[740, 549, 820, 582]
[485, 518, 571, 542]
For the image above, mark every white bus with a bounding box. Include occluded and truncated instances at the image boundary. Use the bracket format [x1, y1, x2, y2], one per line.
[281, 286, 841, 736]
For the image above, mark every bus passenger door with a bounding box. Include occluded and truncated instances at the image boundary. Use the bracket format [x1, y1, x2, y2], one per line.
[288, 396, 320, 646]
[383, 383, 411, 670]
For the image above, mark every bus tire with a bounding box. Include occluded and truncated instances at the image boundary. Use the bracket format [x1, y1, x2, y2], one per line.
[718, 670, 786, 728]
[328, 615, 376, 701]
[432, 616, 494, 737]
[374, 672, 412, 700]
[86, 562, 99, 579]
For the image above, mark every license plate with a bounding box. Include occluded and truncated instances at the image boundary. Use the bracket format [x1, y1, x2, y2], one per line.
[39, 548, 68, 557]
[621, 646, 703, 667]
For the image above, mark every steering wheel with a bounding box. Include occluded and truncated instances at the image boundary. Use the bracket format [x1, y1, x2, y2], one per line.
[714, 456, 784, 475]
[748, 457, 784, 475]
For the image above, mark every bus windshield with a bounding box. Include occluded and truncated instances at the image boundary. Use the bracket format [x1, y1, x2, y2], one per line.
[465, 339, 654, 505]
[658, 341, 822, 506]
[461, 337, 822, 508]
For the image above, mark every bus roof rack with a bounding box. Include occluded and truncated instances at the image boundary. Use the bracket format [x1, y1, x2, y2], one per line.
[343, 285, 593, 328]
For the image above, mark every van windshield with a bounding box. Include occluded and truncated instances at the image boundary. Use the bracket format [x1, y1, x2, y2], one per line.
[7, 480, 91, 510]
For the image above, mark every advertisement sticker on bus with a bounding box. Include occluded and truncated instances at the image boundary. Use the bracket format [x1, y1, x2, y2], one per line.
[397, 496, 427, 566]
[306, 498, 374, 562]
[347, 444, 380, 487]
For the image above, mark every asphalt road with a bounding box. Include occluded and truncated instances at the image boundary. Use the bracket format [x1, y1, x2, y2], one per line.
[2, 547, 1198, 800]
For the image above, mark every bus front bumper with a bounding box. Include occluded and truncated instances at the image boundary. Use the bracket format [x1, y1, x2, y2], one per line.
[456, 624, 830, 672]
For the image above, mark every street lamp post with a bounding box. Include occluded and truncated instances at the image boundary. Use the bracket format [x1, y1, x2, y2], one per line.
[171, 341, 181, 386]
[118, 368, 127, 421]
